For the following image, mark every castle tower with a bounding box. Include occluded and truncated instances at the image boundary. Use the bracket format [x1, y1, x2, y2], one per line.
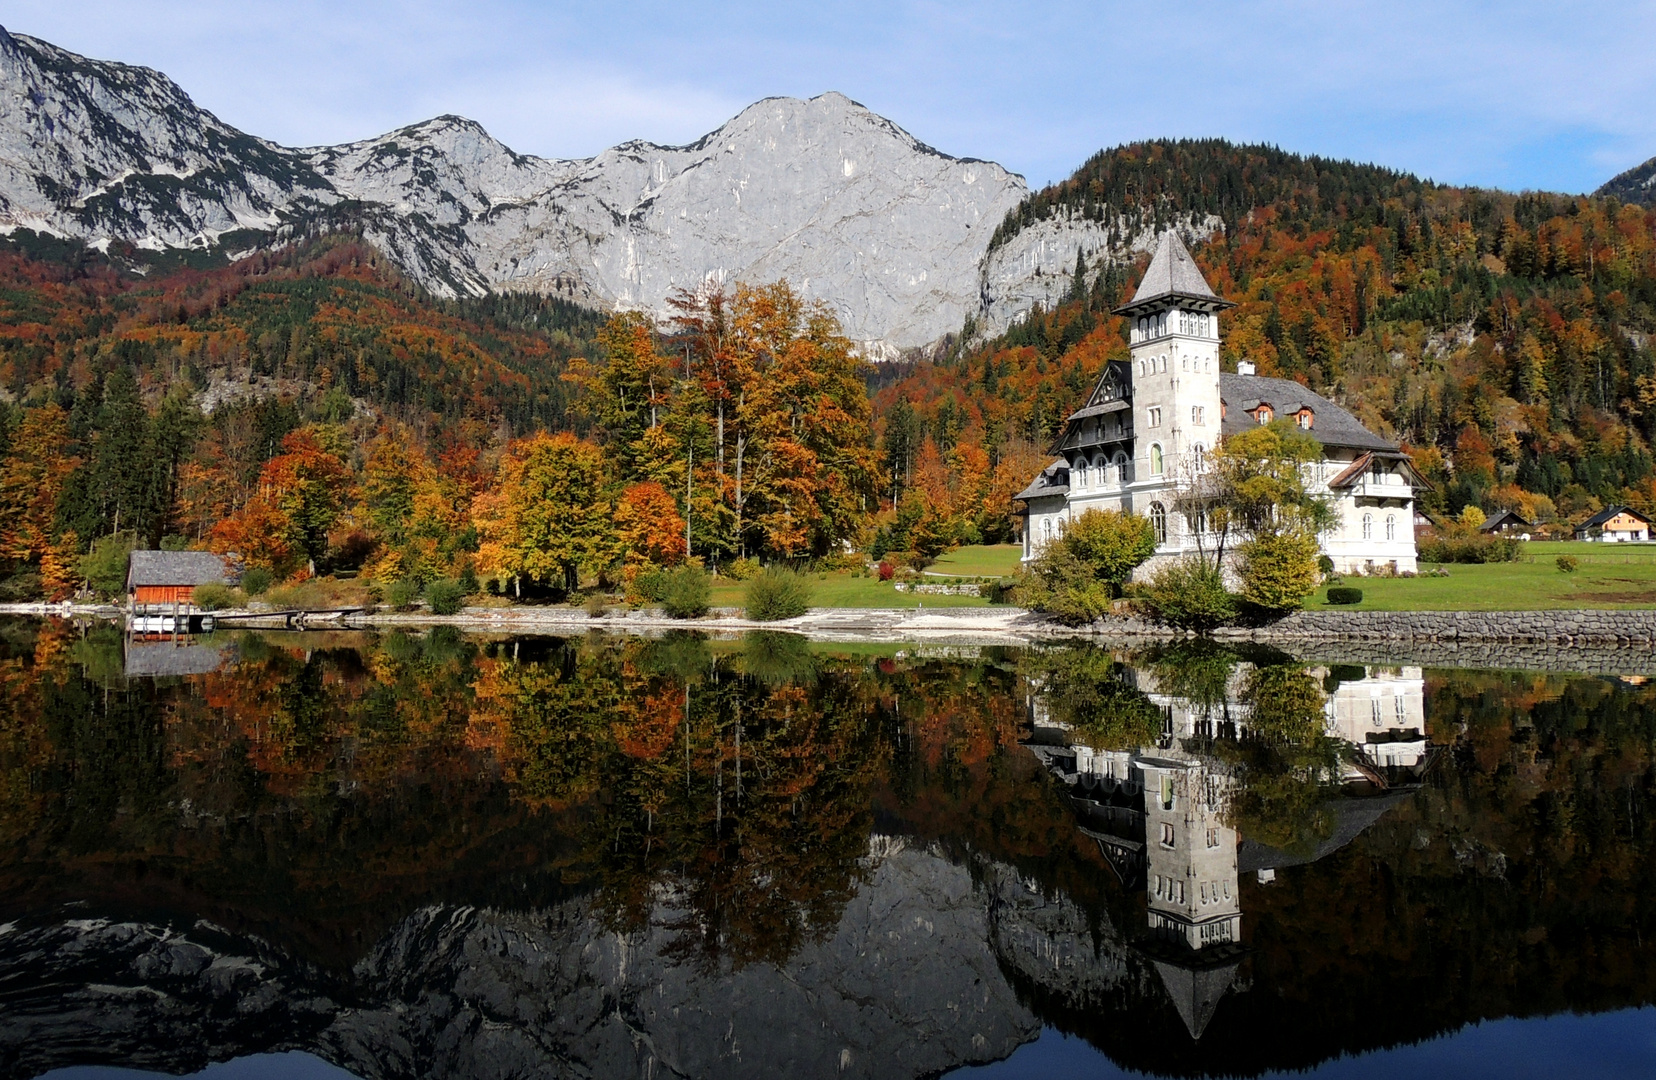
[1113, 233, 1234, 545]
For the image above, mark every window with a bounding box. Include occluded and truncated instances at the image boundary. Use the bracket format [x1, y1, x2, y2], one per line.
[1114, 452, 1129, 483]
[1150, 501, 1168, 543]
[1149, 444, 1164, 476]
[1207, 827, 1219, 849]
[1161, 822, 1176, 847]
[1192, 406, 1205, 426]
[1192, 442, 1207, 473]
[1159, 355, 1168, 373]
[1371, 458, 1386, 482]
[1161, 775, 1175, 810]
[1372, 697, 1383, 726]
[1362, 512, 1373, 540]
[1147, 407, 1162, 428]
[1256, 406, 1272, 424]
[1043, 519, 1052, 544]
[1396, 694, 1407, 723]
[1076, 461, 1088, 488]
[1386, 513, 1397, 541]
[1297, 410, 1313, 429]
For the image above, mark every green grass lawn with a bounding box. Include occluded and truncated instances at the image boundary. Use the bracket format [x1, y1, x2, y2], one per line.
[1309, 540, 1656, 611]
[709, 571, 990, 611]
[926, 544, 1024, 578]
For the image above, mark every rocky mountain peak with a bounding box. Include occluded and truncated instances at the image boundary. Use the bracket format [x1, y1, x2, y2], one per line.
[0, 28, 1094, 350]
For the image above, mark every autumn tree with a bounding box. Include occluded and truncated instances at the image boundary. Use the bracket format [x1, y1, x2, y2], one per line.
[474, 432, 613, 593]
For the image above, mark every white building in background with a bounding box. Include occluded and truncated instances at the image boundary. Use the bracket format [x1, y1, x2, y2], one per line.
[1016, 231, 1423, 576]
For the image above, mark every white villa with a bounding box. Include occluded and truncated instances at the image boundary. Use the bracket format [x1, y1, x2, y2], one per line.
[1016, 231, 1422, 576]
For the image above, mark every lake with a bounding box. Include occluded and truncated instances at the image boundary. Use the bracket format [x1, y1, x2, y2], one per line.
[3, 618, 1656, 1079]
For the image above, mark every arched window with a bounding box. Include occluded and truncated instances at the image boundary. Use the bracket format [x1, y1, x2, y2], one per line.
[1192, 442, 1207, 473]
[1114, 452, 1130, 484]
[1150, 443, 1164, 476]
[1386, 513, 1397, 541]
[1043, 519, 1053, 544]
[1159, 355, 1168, 373]
[1362, 513, 1373, 540]
[1150, 502, 1168, 545]
[1076, 460, 1088, 488]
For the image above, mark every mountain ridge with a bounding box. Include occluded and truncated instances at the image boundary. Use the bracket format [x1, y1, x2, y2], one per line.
[0, 27, 1037, 350]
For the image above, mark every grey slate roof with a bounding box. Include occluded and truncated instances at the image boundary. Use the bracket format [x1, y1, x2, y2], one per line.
[124, 641, 230, 678]
[1219, 374, 1397, 452]
[126, 550, 233, 591]
[1115, 231, 1231, 314]
[1014, 460, 1070, 502]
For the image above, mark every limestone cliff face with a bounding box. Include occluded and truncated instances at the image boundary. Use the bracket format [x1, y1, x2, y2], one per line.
[0, 24, 1229, 353]
[0, 843, 1123, 1080]
[0, 24, 1038, 351]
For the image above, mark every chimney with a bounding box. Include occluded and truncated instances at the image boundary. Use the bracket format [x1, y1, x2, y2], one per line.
[1236, 360, 1256, 376]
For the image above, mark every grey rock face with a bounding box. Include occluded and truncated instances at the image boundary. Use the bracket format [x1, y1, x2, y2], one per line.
[0, 842, 1086, 1080]
[0, 25, 1044, 350]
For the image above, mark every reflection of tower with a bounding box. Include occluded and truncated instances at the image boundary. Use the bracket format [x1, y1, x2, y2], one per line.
[1136, 756, 1245, 1040]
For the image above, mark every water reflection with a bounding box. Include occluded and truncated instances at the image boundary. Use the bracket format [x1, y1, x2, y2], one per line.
[1022, 651, 1437, 1038]
[2, 619, 1655, 1079]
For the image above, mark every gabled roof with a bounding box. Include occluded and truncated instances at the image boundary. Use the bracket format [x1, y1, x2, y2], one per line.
[126, 550, 234, 590]
[1578, 504, 1652, 529]
[1113, 231, 1234, 317]
[1326, 450, 1432, 491]
[1220, 374, 1398, 453]
[1478, 509, 1533, 532]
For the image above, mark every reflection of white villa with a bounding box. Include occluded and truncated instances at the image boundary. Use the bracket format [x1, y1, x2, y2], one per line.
[1324, 666, 1428, 773]
[1015, 231, 1424, 576]
[1022, 660, 1431, 1040]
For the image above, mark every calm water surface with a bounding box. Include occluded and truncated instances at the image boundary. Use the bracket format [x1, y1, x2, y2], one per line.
[3, 619, 1656, 1079]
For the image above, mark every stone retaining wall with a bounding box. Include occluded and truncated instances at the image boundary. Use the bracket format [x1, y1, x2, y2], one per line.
[1226, 609, 1656, 646]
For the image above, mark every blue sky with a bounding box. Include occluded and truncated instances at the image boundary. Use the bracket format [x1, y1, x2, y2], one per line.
[8, 1, 1654, 194]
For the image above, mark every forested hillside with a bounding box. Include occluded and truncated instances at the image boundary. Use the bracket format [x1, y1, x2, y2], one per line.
[3, 138, 1656, 602]
[0, 236, 878, 599]
[881, 139, 1656, 526]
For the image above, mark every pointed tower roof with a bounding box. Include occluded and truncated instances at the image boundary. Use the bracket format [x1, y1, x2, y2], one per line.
[1113, 231, 1234, 317]
[1152, 956, 1242, 1040]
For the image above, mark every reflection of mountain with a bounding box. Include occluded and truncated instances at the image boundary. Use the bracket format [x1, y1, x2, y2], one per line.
[1, 842, 1042, 1080]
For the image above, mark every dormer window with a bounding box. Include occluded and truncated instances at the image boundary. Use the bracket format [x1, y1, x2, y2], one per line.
[1254, 406, 1272, 424]
[1296, 409, 1314, 430]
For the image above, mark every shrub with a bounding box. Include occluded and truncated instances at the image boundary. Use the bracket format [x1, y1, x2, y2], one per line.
[385, 579, 421, 611]
[745, 566, 813, 621]
[1556, 554, 1579, 573]
[241, 566, 274, 596]
[425, 579, 466, 615]
[79, 531, 141, 599]
[1316, 554, 1336, 575]
[1141, 559, 1237, 631]
[722, 557, 762, 581]
[1239, 531, 1321, 614]
[1063, 509, 1159, 588]
[1016, 509, 1157, 624]
[192, 583, 239, 611]
[875, 561, 896, 582]
[987, 577, 1018, 604]
[1419, 534, 1520, 564]
[658, 566, 712, 619]
[1326, 586, 1364, 605]
[585, 591, 611, 618]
